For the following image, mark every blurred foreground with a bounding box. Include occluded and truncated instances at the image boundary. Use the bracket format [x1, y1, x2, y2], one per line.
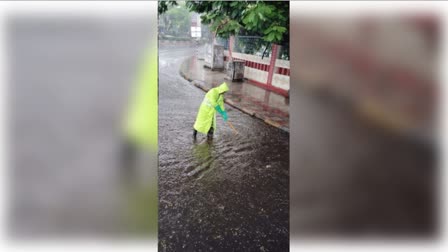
[8, 16, 157, 238]
[290, 14, 438, 237]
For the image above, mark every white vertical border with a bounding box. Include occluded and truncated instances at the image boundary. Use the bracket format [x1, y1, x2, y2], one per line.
[290, 1, 446, 252]
[0, 1, 158, 251]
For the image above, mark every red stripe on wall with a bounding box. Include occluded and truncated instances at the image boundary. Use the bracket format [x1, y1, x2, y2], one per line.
[247, 79, 289, 97]
[224, 56, 290, 76]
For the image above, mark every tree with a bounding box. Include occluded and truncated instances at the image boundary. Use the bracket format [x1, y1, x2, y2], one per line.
[158, 0, 178, 15]
[159, 2, 192, 37]
[184, 1, 289, 45]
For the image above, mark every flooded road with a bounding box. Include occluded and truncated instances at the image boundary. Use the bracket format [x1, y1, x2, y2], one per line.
[158, 46, 289, 251]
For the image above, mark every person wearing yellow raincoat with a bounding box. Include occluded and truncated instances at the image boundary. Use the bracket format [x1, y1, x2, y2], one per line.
[120, 44, 158, 234]
[124, 45, 158, 149]
[193, 82, 229, 140]
[121, 44, 158, 177]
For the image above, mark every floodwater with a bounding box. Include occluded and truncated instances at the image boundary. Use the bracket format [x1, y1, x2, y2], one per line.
[158, 46, 289, 251]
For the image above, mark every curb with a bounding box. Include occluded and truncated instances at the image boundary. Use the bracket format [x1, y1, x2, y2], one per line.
[179, 62, 289, 133]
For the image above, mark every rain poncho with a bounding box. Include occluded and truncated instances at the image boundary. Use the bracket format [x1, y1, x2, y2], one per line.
[124, 44, 158, 150]
[193, 82, 229, 134]
[122, 44, 158, 234]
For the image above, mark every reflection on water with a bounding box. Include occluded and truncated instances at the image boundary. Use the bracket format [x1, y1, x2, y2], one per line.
[187, 139, 216, 179]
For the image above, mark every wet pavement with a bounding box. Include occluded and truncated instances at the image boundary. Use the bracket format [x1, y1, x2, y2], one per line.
[158, 46, 289, 251]
[9, 17, 158, 238]
[179, 55, 289, 131]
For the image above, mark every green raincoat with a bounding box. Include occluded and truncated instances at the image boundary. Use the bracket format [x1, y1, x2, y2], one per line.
[193, 82, 229, 134]
[122, 44, 158, 234]
[124, 44, 158, 150]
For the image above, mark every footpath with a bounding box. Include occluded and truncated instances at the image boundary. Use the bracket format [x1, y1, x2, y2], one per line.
[179, 55, 289, 132]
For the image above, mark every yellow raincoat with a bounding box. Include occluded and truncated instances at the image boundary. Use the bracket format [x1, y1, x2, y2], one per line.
[124, 44, 158, 149]
[193, 82, 229, 134]
[121, 44, 158, 234]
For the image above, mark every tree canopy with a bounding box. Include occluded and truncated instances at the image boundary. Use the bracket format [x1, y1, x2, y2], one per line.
[159, 1, 191, 37]
[158, 0, 178, 15]
[159, 1, 289, 45]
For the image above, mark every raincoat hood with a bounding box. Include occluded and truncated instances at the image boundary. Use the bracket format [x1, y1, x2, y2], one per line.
[216, 82, 229, 94]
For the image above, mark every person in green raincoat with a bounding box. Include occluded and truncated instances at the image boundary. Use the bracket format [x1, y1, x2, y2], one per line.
[121, 44, 158, 173]
[120, 44, 158, 234]
[193, 82, 229, 140]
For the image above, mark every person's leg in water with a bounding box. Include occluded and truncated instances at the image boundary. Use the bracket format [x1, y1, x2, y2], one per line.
[193, 129, 197, 140]
[207, 116, 214, 140]
[207, 127, 214, 140]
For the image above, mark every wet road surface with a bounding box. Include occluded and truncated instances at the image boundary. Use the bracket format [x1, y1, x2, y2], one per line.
[158, 46, 289, 251]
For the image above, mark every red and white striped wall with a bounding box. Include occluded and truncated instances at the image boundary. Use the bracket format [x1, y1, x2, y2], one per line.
[224, 44, 290, 97]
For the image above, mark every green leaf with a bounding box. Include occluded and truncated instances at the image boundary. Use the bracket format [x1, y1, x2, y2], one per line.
[276, 33, 282, 42]
[264, 27, 272, 35]
[265, 32, 276, 42]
